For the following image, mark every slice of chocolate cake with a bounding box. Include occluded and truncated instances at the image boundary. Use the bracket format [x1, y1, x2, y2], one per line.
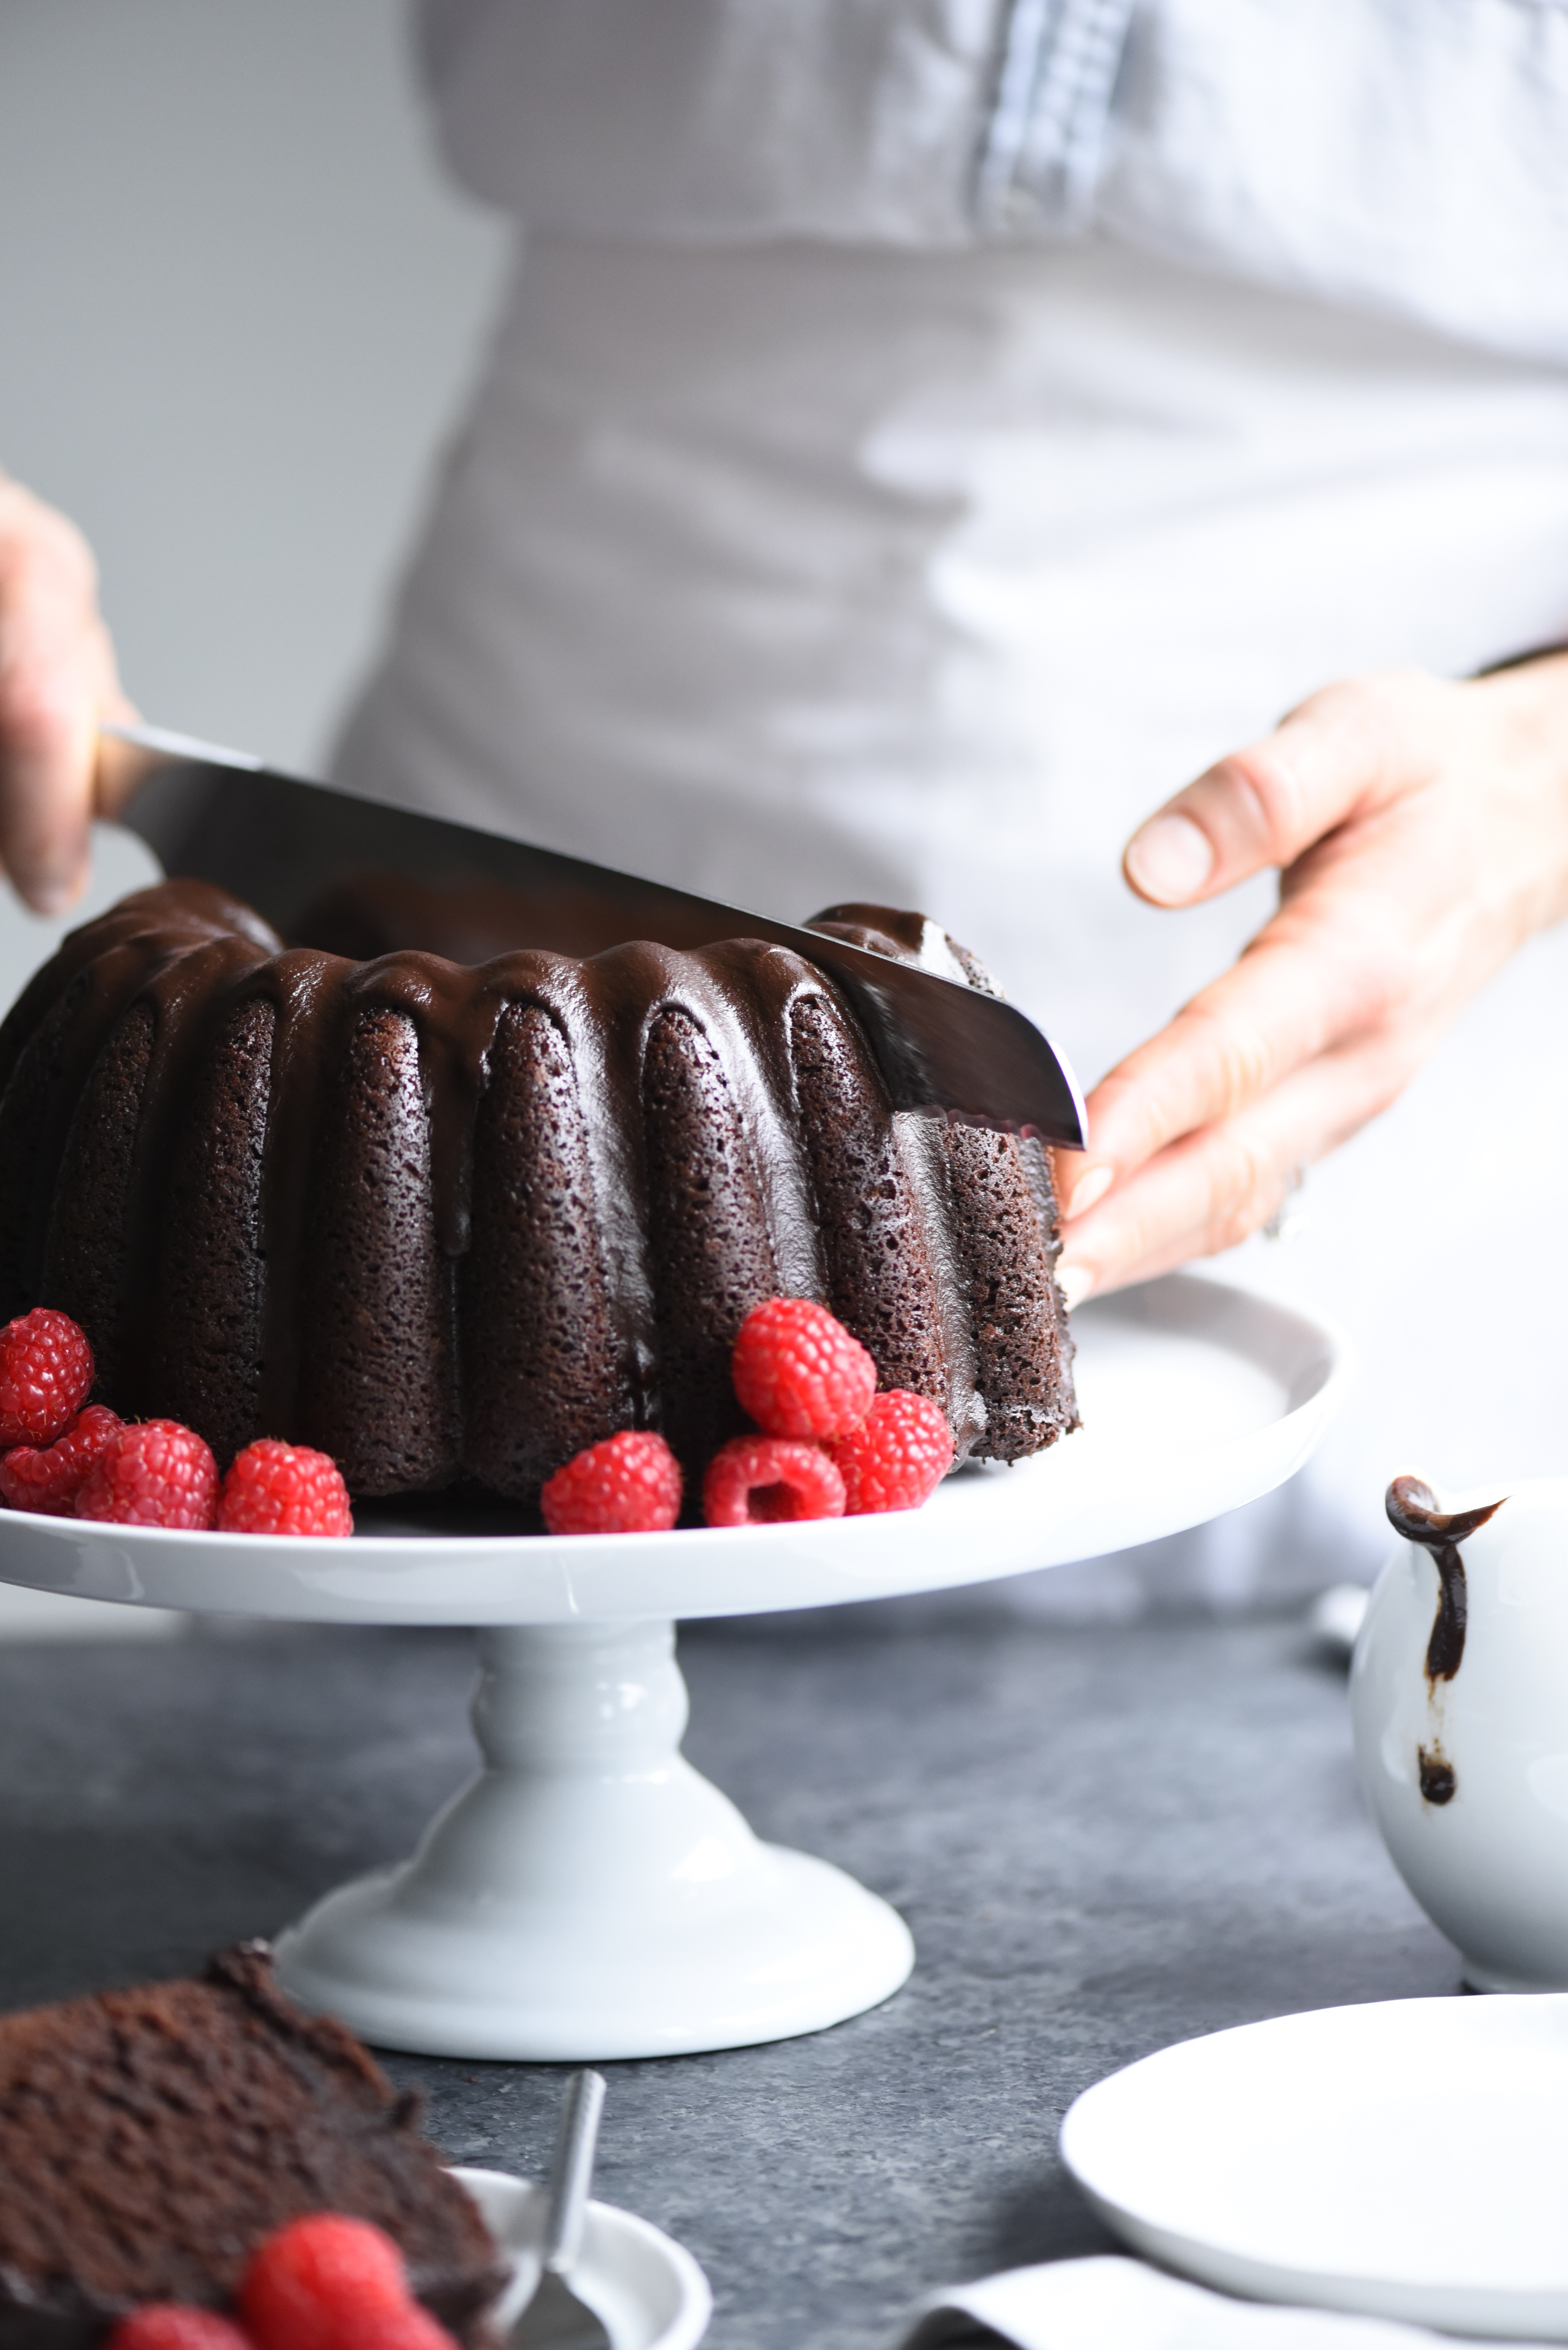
[0, 1944, 505, 2348]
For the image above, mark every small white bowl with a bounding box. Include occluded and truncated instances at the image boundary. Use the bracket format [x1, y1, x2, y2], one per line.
[453, 2166, 711, 2350]
[1351, 1477, 1568, 1991]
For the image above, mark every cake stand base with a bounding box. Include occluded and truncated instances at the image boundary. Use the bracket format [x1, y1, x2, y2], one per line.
[273, 1620, 913, 2061]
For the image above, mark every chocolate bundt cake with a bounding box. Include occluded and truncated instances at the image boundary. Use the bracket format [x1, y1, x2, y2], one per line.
[0, 880, 1076, 1504]
[0, 1943, 504, 2346]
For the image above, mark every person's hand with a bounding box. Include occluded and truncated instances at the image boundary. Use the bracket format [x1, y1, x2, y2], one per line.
[1055, 655, 1568, 1303]
[0, 472, 135, 913]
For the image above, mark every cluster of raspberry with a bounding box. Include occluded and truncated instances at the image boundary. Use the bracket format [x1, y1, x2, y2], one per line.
[0, 1308, 352, 1536]
[108, 2212, 458, 2350]
[0, 1298, 954, 1542]
[541, 1296, 954, 1535]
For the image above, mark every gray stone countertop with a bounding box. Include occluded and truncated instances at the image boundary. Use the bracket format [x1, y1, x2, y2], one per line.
[0, 1598, 1458, 2349]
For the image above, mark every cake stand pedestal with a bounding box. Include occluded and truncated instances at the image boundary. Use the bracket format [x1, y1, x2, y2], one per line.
[275, 1619, 913, 2059]
[0, 1275, 1346, 2061]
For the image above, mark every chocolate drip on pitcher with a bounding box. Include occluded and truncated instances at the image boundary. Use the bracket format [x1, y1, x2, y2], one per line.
[1385, 1475, 1506, 1685]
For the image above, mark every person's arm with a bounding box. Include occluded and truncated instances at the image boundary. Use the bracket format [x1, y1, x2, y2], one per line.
[0, 473, 133, 913]
[1055, 654, 1568, 1302]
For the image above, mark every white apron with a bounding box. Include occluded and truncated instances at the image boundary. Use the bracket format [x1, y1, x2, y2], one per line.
[335, 0, 1568, 1601]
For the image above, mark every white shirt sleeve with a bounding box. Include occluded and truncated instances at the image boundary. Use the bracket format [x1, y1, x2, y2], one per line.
[417, 0, 1132, 247]
[1099, 0, 1568, 367]
[418, 0, 1568, 363]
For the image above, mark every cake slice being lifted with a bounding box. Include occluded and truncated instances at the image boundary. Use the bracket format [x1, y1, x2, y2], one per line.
[0, 1944, 504, 2348]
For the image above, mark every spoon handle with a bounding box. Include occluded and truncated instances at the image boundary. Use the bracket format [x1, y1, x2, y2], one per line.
[541, 2069, 607, 2277]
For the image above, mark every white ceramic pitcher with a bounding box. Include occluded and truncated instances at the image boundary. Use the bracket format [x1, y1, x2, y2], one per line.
[1351, 1476, 1568, 1992]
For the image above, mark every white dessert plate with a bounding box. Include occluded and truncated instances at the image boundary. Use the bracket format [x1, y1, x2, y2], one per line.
[1061, 1995, 1568, 2339]
[455, 2165, 711, 2350]
[0, 1273, 1344, 1624]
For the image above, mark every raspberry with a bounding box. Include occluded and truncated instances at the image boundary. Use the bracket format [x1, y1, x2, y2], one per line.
[76, 1420, 219, 1530]
[541, 1429, 682, 1535]
[337, 2308, 456, 2350]
[703, 1434, 846, 1527]
[0, 1308, 94, 1447]
[107, 2310, 253, 2350]
[0, 1404, 122, 1515]
[828, 1390, 954, 1514]
[218, 1440, 354, 1537]
[731, 1297, 876, 1441]
[238, 2215, 408, 2350]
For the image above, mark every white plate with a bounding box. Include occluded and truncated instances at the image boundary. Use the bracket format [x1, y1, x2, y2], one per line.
[1061, 1996, 1568, 2339]
[455, 2166, 711, 2350]
[0, 1274, 1345, 1626]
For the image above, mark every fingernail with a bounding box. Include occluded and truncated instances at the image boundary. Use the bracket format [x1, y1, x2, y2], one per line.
[1056, 1261, 1096, 1310]
[1065, 1162, 1114, 1219]
[1126, 812, 1214, 904]
[22, 852, 88, 916]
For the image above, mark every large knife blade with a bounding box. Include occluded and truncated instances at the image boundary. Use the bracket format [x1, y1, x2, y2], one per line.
[100, 722, 1087, 1147]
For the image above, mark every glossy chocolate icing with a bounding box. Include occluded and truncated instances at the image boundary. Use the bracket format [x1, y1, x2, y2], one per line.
[1384, 1474, 1506, 1685]
[1416, 1745, 1457, 1805]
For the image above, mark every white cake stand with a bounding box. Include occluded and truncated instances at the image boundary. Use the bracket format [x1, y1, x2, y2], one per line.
[0, 1273, 1345, 2062]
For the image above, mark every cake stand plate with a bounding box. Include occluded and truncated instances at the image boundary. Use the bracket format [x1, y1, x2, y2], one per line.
[0, 1274, 1346, 2061]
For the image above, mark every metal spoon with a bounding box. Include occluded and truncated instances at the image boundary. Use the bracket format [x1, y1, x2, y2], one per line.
[511, 2069, 613, 2350]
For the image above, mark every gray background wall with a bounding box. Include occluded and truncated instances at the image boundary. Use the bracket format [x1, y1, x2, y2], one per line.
[0, 0, 510, 1010]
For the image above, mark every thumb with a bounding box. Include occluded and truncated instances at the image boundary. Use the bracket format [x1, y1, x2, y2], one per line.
[0, 481, 117, 912]
[1121, 672, 1433, 908]
[0, 592, 101, 913]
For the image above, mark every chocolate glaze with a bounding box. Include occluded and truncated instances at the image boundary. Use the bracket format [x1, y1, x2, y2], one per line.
[0, 880, 1078, 1502]
[807, 902, 1005, 997]
[1417, 1745, 1457, 1805]
[1385, 1475, 1506, 1684]
[294, 870, 651, 966]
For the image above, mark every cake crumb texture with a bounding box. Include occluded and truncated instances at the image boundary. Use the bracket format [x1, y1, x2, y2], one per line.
[0, 1945, 502, 2348]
